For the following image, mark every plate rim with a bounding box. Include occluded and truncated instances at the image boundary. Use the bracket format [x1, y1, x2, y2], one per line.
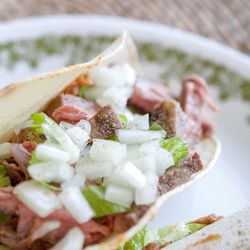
[0, 14, 249, 79]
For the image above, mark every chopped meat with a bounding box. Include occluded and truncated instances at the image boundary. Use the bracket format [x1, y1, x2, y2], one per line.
[191, 214, 223, 225]
[89, 105, 124, 139]
[113, 205, 149, 233]
[129, 77, 169, 113]
[45, 94, 99, 124]
[158, 153, 203, 195]
[14, 128, 45, 144]
[179, 75, 218, 137]
[0, 160, 26, 186]
[151, 100, 201, 147]
[143, 243, 160, 250]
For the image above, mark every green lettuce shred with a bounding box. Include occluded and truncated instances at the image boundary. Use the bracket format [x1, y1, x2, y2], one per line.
[0, 165, 10, 188]
[150, 122, 163, 131]
[82, 185, 130, 218]
[119, 114, 128, 125]
[40, 181, 61, 191]
[29, 151, 40, 165]
[30, 113, 47, 134]
[160, 137, 188, 163]
[118, 221, 207, 250]
[0, 244, 10, 250]
[78, 86, 91, 98]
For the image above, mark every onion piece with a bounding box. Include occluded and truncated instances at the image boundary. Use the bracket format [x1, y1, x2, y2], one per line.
[36, 144, 71, 162]
[66, 127, 89, 151]
[105, 184, 134, 207]
[90, 139, 126, 164]
[103, 174, 132, 189]
[96, 86, 133, 112]
[135, 171, 159, 205]
[50, 227, 84, 250]
[84, 86, 106, 100]
[28, 162, 74, 183]
[13, 181, 61, 217]
[112, 63, 136, 86]
[0, 143, 13, 159]
[128, 114, 149, 130]
[126, 144, 141, 161]
[58, 186, 95, 224]
[32, 220, 61, 241]
[132, 155, 156, 172]
[76, 120, 91, 135]
[117, 130, 164, 144]
[119, 162, 146, 188]
[76, 157, 113, 179]
[61, 174, 85, 190]
[59, 121, 73, 131]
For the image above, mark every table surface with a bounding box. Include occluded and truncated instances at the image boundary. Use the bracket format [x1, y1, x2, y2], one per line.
[0, 0, 249, 54]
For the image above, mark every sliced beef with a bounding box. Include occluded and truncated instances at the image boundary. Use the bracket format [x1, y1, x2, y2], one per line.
[113, 205, 149, 233]
[89, 105, 124, 139]
[191, 214, 223, 225]
[151, 100, 201, 147]
[0, 160, 26, 186]
[45, 94, 99, 124]
[158, 153, 203, 195]
[179, 75, 218, 137]
[129, 77, 169, 113]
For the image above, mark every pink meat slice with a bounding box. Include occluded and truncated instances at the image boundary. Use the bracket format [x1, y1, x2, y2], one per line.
[129, 77, 169, 113]
[46, 94, 99, 124]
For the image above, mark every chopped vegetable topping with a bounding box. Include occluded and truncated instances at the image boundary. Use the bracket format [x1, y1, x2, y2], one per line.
[0, 164, 10, 188]
[78, 86, 91, 98]
[119, 114, 129, 125]
[160, 137, 188, 162]
[82, 185, 130, 217]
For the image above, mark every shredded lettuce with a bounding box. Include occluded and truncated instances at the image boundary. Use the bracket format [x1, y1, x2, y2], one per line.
[82, 185, 130, 218]
[0, 165, 10, 188]
[160, 137, 188, 163]
[118, 221, 207, 250]
[150, 122, 163, 131]
[29, 151, 40, 165]
[119, 114, 129, 125]
[78, 86, 91, 98]
[30, 113, 47, 134]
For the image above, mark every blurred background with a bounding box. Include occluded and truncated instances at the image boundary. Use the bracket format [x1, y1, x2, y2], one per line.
[0, 0, 249, 54]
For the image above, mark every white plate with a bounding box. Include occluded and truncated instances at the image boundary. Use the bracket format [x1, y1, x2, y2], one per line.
[0, 15, 249, 227]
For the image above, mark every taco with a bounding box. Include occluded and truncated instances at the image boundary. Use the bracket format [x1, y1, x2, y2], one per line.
[0, 31, 220, 250]
[119, 207, 250, 250]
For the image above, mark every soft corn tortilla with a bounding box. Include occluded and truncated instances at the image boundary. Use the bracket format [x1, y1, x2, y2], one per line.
[165, 206, 250, 250]
[0, 31, 220, 250]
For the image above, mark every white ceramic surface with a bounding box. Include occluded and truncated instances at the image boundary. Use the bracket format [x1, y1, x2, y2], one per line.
[0, 15, 249, 227]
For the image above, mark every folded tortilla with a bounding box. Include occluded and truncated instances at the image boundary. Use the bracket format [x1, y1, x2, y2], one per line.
[0, 31, 220, 250]
[165, 206, 250, 250]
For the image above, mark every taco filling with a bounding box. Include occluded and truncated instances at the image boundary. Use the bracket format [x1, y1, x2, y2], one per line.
[0, 40, 217, 249]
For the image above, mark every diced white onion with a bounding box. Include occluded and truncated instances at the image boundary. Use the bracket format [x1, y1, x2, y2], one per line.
[61, 174, 85, 190]
[76, 120, 91, 135]
[42, 123, 80, 164]
[58, 186, 94, 224]
[132, 155, 156, 172]
[28, 162, 74, 183]
[140, 141, 174, 176]
[66, 127, 89, 151]
[96, 86, 133, 112]
[36, 144, 71, 162]
[111, 63, 136, 86]
[59, 121, 73, 131]
[0, 143, 13, 159]
[13, 181, 61, 217]
[105, 184, 134, 207]
[76, 157, 113, 179]
[126, 144, 141, 160]
[50, 227, 84, 250]
[84, 86, 106, 100]
[32, 220, 61, 241]
[117, 130, 164, 144]
[119, 162, 146, 188]
[128, 114, 149, 130]
[90, 139, 126, 164]
[135, 171, 159, 205]
[91, 66, 123, 87]
[155, 148, 174, 176]
[103, 174, 132, 189]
